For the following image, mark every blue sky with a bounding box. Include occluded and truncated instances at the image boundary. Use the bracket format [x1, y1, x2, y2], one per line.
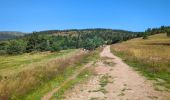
[0, 0, 170, 32]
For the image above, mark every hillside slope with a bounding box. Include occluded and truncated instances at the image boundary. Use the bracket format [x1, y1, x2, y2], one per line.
[0, 49, 84, 99]
[37, 29, 142, 38]
[0, 28, 142, 55]
[111, 33, 170, 89]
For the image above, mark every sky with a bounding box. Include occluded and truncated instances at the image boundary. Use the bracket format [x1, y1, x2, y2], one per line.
[0, 0, 170, 32]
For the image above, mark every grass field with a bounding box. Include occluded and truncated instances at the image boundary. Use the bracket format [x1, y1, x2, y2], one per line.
[26, 49, 101, 100]
[0, 50, 77, 76]
[0, 49, 83, 99]
[111, 33, 170, 89]
[0, 48, 101, 100]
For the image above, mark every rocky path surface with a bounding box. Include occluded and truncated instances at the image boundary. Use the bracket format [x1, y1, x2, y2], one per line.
[62, 45, 170, 100]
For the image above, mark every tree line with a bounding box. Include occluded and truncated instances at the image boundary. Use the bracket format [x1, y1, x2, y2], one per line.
[1, 26, 169, 55]
[4, 27, 168, 55]
[143, 26, 170, 39]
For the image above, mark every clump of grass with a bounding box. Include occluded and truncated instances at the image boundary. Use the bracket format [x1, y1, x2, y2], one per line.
[99, 74, 113, 87]
[90, 97, 100, 100]
[90, 97, 107, 100]
[121, 88, 126, 92]
[118, 92, 125, 96]
[111, 33, 170, 89]
[92, 87, 108, 94]
[90, 74, 113, 95]
[101, 57, 114, 61]
[147, 96, 158, 99]
[103, 60, 115, 67]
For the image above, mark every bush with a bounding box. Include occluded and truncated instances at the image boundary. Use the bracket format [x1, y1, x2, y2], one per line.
[0, 50, 7, 55]
[166, 30, 170, 37]
[7, 40, 26, 55]
[93, 36, 104, 47]
[0, 41, 8, 55]
[83, 38, 96, 50]
[51, 42, 62, 51]
[143, 32, 148, 39]
[39, 40, 50, 51]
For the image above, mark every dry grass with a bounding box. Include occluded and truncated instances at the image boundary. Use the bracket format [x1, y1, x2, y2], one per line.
[0, 47, 102, 100]
[111, 33, 170, 88]
[0, 49, 85, 99]
[51, 48, 102, 100]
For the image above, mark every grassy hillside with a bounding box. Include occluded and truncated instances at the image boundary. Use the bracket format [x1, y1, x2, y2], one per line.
[0, 49, 78, 99]
[0, 49, 76, 76]
[0, 48, 100, 99]
[0, 31, 25, 41]
[111, 33, 170, 89]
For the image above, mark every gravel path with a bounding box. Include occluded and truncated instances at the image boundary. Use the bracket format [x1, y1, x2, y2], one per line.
[62, 45, 170, 100]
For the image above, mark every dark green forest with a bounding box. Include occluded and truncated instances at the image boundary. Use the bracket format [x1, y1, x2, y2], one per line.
[0, 27, 169, 55]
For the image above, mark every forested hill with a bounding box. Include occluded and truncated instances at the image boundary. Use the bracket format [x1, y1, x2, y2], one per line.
[37, 28, 141, 36]
[0, 28, 144, 55]
[32, 28, 143, 43]
[1, 26, 170, 55]
[0, 31, 25, 41]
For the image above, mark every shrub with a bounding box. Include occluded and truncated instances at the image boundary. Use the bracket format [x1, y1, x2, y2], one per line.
[0, 50, 7, 55]
[39, 40, 50, 51]
[51, 42, 62, 51]
[166, 30, 170, 37]
[7, 40, 26, 55]
[143, 32, 148, 39]
[83, 38, 96, 50]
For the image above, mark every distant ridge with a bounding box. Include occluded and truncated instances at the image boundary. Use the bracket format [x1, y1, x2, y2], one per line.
[0, 31, 25, 41]
[0, 28, 144, 41]
[35, 28, 140, 36]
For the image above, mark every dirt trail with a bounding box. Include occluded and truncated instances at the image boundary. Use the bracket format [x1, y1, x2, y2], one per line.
[62, 45, 170, 100]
